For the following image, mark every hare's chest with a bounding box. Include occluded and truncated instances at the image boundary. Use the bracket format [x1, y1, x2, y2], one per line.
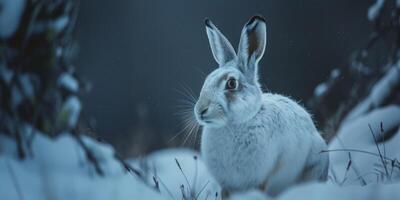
[201, 126, 277, 190]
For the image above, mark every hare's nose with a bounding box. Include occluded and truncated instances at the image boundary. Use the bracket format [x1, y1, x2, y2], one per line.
[200, 107, 209, 118]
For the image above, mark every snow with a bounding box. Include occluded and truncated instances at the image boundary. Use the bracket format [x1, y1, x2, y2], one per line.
[0, 0, 26, 38]
[328, 63, 400, 185]
[58, 73, 79, 92]
[330, 68, 340, 79]
[343, 63, 400, 125]
[0, 131, 219, 200]
[314, 83, 328, 97]
[0, 131, 221, 200]
[313, 68, 340, 97]
[31, 16, 70, 35]
[368, 0, 385, 21]
[275, 182, 400, 200]
[0, 133, 166, 200]
[60, 96, 82, 128]
[328, 106, 400, 185]
[52, 16, 69, 33]
[335, 105, 400, 147]
[1, 122, 400, 200]
[230, 190, 270, 200]
[227, 181, 400, 200]
[370, 66, 400, 107]
[130, 148, 220, 200]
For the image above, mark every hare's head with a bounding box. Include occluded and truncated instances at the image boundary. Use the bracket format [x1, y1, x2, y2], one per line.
[194, 16, 267, 127]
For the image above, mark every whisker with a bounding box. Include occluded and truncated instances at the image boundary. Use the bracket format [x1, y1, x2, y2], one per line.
[181, 125, 193, 146]
[173, 105, 195, 113]
[191, 123, 200, 146]
[188, 122, 200, 148]
[184, 84, 198, 101]
[174, 83, 197, 98]
[193, 124, 200, 148]
[173, 109, 194, 117]
[174, 100, 195, 106]
[174, 91, 196, 106]
[191, 65, 207, 79]
[168, 118, 194, 143]
[180, 83, 198, 102]
[170, 82, 202, 147]
[169, 109, 199, 145]
[182, 121, 197, 146]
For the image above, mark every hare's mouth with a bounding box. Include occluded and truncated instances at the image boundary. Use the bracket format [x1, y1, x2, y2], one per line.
[199, 117, 214, 124]
[203, 119, 213, 123]
[196, 113, 225, 127]
[198, 119, 219, 127]
[195, 114, 211, 125]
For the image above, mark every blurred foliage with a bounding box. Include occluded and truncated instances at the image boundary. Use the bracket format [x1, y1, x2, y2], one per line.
[309, 0, 400, 141]
[0, 0, 84, 157]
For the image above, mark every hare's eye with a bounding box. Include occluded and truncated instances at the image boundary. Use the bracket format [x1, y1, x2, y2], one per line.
[225, 78, 238, 90]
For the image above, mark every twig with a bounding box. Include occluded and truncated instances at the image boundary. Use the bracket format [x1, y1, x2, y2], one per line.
[180, 184, 188, 200]
[175, 158, 193, 198]
[195, 181, 210, 200]
[192, 155, 198, 198]
[15, 129, 25, 159]
[380, 122, 386, 159]
[320, 149, 400, 167]
[340, 152, 352, 185]
[368, 124, 389, 177]
[114, 153, 142, 177]
[72, 131, 104, 176]
[390, 159, 396, 179]
[152, 176, 160, 192]
[155, 175, 176, 200]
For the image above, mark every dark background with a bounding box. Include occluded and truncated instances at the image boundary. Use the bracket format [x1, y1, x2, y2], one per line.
[75, 0, 372, 157]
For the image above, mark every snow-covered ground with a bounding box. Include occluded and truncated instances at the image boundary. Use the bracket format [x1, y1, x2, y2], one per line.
[0, 131, 220, 200]
[129, 149, 220, 200]
[1, 120, 399, 200]
[0, 133, 166, 200]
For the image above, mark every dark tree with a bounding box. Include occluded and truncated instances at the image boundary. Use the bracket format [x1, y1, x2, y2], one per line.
[0, 0, 110, 174]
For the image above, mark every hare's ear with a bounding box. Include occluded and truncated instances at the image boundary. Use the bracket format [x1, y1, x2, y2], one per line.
[205, 18, 237, 66]
[237, 16, 267, 74]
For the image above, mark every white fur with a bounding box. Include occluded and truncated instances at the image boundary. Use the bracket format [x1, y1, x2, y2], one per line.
[196, 16, 329, 197]
[201, 94, 328, 196]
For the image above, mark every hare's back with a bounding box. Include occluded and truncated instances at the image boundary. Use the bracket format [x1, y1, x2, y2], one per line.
[261, 93, 318, 135]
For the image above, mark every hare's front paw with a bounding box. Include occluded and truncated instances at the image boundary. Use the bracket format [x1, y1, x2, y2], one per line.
[221, 188, 230, 200]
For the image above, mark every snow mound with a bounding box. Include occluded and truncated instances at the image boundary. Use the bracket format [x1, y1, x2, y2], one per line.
[0, 133, 165, 200]
[328, 105, 400, 185]
[276, 182, 400, 200]
[130, 148, 220, 200]
[229, 190, 270, 200]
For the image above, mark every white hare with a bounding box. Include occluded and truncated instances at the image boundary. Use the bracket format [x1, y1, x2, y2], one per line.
[194, 16, 329, 197]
